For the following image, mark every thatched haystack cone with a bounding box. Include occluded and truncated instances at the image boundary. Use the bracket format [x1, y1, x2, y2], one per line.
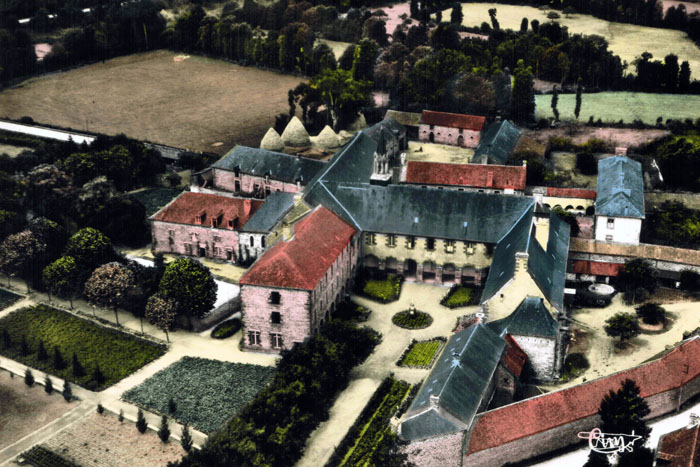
[260, 127, 285, 152]
[281, 116, 311, 148]
[316, 125, 340, 150]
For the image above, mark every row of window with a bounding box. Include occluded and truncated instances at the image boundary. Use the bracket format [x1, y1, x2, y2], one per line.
[364, 233, 475, 254]
[247, 331, 283, 349]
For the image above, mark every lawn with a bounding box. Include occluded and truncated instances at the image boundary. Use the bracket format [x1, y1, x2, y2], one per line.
[398, 339, 445, 368]
[441, 285, 481, 308]
[0, 305, 166, 390]
[327, 377, 411, 467]
[122, 357, 276, 433]
[536, 92, 700, 123]
[360, 274, 402, 303]
[0, 287, 22, 310]
[0, 50, 304, 154]
[128, 187, 182, 216]
[448, 3, 700, 77]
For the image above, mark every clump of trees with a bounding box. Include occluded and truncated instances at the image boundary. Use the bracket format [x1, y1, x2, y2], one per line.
[617, 259, 656, 304]
[643, 201, 700, 249]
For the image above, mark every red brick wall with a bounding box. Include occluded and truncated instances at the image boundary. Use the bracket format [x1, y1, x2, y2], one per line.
[151, 220, 239, 261]
[241, 285, 311, 353]
[418, 125, 481, 148]
[212, 169, 301, 196]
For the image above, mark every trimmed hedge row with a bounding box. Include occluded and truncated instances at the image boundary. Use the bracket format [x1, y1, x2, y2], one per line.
[210, 318, 242, 339]
[0, 305, 166, 390]
[440, 285, 482, 309]
[326, 377, 411, 467]
[20, 446, 78, 467]
[174, 321, 381, 467]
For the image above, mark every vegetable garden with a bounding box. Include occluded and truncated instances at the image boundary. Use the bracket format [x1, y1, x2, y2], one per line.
[397, 339, 445, 368]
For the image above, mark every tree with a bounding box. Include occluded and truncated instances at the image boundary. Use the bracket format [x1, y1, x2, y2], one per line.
[0, 230, 46, 290]
[598, 379, 651, 443]
[410, 0, 419, 18]
[451, 3, 463, 24]
[563, 6, 577, 18]
[351, 38, 379, 83]
[24, 164, 74, 221]
[520, 17, 528, 33]
[511, 60, 535, 123]
[158, 415, 171, 442]
[635, 303, 666, 325]
[20, 336, 29, 356]
[604, 312, 640, 344]
[488, 8, 499, 30]
[63, 381, 72, 402]
[1, 328, 10, 349]
[679, 61, 691, 93]
[617, 259, 656, 295]
[574, 77, 583, 119]
[159, 258, 217, 325]
[84, 263, 135, 325]
[43, 256, 81, 308]
[92, 364, 105, 386]
[680, 268, 700, 291]
[27, 217, 67, 262]
[547, 11, 561, 21]
[53, 346, 66, 370]
[576, 150, 597, 175]
[450, 73, 496, 116]
[583, 450, 611, 467]
[119, 409, 124, 422]
[24, 368, 34, 386]
[44, 374, 53, 394]
[64, 227, 113, 271]
[145, 294, 178, 342]
[308, 68, 371, 131]
[363, 17, 388, 47]
[72, 352, 85, 377]
[97, 402, 105, 414]
[168, 397, 177, 414]
[551, 85, 560, 121]
[663, 54, 679, 92]
[136, 408, 148, 433]
[181, 422, 193, 452]
[531, 19, 540, 33]
[37, 340, 48, 361]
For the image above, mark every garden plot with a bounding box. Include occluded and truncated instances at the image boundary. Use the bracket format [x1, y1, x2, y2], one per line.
[536, 92, 700, 123]
[0, 305, 166, 390]
[397, 339, 445, 368]
[0, 288, 22, 311]
[122, 357, 276, 433]
[449, 3, 700, 76]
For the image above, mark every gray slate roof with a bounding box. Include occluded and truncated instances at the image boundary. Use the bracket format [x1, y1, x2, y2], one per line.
[240, 191, 295, 233]
[481, 212, 570, 312]
[399, 324, 505, 441]
[473, 120, 521, 165]
[486, 297, 559, 338]
[213, 146, 326, 184]
[596, 156, 645, 219]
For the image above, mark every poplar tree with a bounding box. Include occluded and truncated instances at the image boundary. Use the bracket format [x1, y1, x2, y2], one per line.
[574, 77, 583, 119]
[551, 85, 560, 121]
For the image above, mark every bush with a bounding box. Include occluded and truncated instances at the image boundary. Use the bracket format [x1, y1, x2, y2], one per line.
[576, 151, 597, 175]
[62, 381, 72, 401]
[168, 397, 177, 414]
[181, 422, 193, 452]
[25, 368, 34, 386]
[680, 269, 700, 291]
[392, 310, 433, 329]
[210, 318, 242, 339]
[44, 374, 53, 394]
[635, 303, 666, 325]
[119, 409, 124, 422]
[136, 408, 148, 433]
[0, 305, 166, 390]
[97, 403, 104, 414]
[441, 285, 481, 308]
[334, 301, 372, 322]
[158, 415, 170, 443]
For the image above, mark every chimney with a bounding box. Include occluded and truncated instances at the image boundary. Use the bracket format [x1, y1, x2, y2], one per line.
[515, 252, 529, 274]
[689, 413, 700, 428]
[429, 394, 440, 407]
[487, 171, 494, 187]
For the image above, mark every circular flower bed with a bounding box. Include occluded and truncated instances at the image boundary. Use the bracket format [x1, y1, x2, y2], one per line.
[392, 310, 433, 330]
[211, 318, 242, 339]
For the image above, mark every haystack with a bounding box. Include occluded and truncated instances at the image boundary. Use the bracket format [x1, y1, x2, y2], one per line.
[281, 116, 311, 147]
[260, 127, 284, 152]
[316, 125, 340, 150]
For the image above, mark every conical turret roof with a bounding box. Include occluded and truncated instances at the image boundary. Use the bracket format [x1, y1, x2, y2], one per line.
[316, 125, 340, 150]
[260, 127, 284, 152]
[281, 116, 311, 147]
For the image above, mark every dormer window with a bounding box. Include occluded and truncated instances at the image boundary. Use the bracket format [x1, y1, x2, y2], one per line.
[211, 211, 223, 228]
[228, 217, 240, 230]
[234, 166, 240, 177]
[195, 210, 206, 225]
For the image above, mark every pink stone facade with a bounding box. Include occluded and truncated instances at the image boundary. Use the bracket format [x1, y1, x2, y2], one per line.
[195, 168, 302, 198]
[241, 235, 360, 353]
[151, 220, 239, 262]
[418, 124, 481, 148]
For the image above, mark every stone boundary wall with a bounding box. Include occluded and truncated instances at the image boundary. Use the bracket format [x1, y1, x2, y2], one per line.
[570, 238, 700, 269]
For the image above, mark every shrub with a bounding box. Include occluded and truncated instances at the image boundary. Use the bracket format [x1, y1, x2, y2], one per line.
[71, 352, 85, 377]
[334, 301, 372, 322]
[62, 381, 72, 401]
[181, 422, 193, 452]
[576, 151, 597, 175]
[44, 374, 53, 394]
[359, 274, 402, 303]
[92, 364, 105, 386]
[392, 310, 433, 329]
[97, 403, 104, 414]
[37, 340, 48, 361]
[635, 303, 666, 325]
[168, 397, 177, 414]
[680, 269, 700, 291]
[53, 346, 66, 370]
[25, 368, 34, 386]
[441, 285, 481, 308]
[210, 318, 241, 339]
[119, 409, 124, 422]
[136, 408, 148, 433]
[158, 415, 170, 443]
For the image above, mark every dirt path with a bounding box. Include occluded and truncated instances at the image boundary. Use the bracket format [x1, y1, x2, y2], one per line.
[296, 282, 468, 466]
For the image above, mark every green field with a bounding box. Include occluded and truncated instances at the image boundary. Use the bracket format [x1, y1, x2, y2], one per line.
[0, 305, 166, 390]
[536, 92, 700, 123]
[447, 3, 700, 77]
[398, 339, 444, 367]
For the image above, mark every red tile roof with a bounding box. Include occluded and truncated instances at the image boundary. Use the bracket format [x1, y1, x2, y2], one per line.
[405, 162, 526, 190]
[657, 424, 700, 467]
[240, 207, 357, 290]
[467, 337, 700, 454]
[546, 187, 597, 200]
[572, 260, 624, 277]
[152, 192, 263, 229]
[420, 110, 486, 131]
[503, 335, 527, 377]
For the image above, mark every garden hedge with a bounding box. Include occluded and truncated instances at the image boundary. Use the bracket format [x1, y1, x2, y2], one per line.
[210, 318, 242, 339]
